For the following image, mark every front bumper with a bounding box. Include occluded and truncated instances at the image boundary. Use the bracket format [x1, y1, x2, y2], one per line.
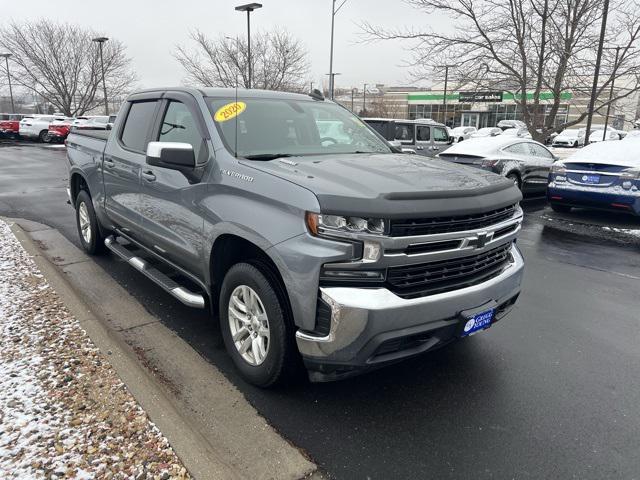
[296, 244, 524, 381]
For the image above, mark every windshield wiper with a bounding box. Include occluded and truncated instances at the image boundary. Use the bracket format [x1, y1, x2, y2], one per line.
[243, 153, 295, 161]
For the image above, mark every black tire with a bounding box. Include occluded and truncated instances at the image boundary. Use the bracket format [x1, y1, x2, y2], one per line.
[550, 203, 572, 213]
[507, 173, 521, 190]
[39, 130, 49, 143]
[573, 141, 578, 148]
[75, 190, 105, 255]
[458, 137, 464, 143]
[219, 262, 299, 387]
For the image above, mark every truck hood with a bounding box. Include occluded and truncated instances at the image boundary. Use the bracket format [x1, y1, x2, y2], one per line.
[241, 153, 521, 218]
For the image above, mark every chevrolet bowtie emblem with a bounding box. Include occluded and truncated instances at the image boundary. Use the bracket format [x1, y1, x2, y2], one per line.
[475, 232, 492, 248]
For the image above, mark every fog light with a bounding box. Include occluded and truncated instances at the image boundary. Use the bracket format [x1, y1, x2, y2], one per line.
[363, 241, 381, 262]
[622, 181, 632, 190]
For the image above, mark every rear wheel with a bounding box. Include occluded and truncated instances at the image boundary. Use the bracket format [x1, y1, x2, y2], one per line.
[75, 190, 105, 255]
[551, 203, 572, 213]
[507, 173, 521, 190]
[219, 262, 299, 387]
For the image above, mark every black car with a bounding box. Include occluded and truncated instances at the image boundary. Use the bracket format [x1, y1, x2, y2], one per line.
[437, 136, 558, 192]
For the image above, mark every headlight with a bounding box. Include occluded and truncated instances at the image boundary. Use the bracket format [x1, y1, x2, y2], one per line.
[551, 163, 566, 174]
[306, 212, 388, 236]
[620, 168, 640, 180]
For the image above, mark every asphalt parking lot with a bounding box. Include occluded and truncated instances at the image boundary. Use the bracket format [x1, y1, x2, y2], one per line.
[1, 142, 640, 479]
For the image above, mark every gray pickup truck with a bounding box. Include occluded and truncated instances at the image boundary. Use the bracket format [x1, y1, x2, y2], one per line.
[66, 87, 525, 386]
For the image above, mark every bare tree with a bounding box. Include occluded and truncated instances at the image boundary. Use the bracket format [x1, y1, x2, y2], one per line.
[0, 20, 136, 117]
[362, 0, 640, 141]
[174, 29, 310, 92]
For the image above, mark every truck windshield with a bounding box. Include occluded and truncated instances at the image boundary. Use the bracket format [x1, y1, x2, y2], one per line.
[207, 97, 391, 158]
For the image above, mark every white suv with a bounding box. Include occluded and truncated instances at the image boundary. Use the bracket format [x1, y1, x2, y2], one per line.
[19, 115, 68, 142]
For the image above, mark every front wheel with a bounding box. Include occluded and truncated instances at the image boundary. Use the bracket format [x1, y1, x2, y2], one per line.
[573, 141, 578, 148]
[75, 190, 105, 255]
[219, 262, 299, 387]
[39, 130, 49, 143]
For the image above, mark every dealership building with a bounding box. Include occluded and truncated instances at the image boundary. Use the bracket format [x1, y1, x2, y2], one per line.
[344, 80, 640, 131]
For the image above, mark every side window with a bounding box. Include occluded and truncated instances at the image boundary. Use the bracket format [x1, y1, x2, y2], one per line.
[158, 101, 205, 160]
[121, 101, 158, 153]
[394, 123, 414, 142]
[416, 126, 430, 141]
[528, 143, 553, 159]
[503, 143, 527, 155]
[433, 127, 449, 142]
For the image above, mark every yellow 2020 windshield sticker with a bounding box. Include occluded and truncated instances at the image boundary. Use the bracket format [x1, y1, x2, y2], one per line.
[214, 101, 246, 122]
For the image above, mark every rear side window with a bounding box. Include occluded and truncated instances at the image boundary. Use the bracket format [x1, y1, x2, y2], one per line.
[503, 143, 528, 155]
[395, 123, 414, 142]
[416, 126, 430, 141]
[121, 101, 157, 152]
[527, 143, 553, 159]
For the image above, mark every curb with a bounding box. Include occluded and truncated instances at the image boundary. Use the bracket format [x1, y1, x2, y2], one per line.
[6, 217, 318, 480]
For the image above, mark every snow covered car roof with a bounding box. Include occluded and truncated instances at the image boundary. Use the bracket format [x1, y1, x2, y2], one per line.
[564, 138, 640, 167]
[441, 136, 529, 156]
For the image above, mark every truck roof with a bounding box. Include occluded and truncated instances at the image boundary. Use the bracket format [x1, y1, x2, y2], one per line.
[130, 86, 315, 102]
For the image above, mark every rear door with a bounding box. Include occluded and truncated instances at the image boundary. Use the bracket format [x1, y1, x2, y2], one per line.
[103, 96, 160, 238]
[394, 122, 416, 152]
[414, 125, 431, 156]
[138, 92, 211, 275]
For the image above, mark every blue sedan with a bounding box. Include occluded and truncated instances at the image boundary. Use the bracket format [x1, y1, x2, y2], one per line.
[548, 138, 640, 215]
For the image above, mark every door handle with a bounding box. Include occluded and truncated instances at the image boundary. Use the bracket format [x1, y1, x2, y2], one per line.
[142, 170, 156, 182]
[416, 146, 424, 150]
[432, 146, 440, 151]
[103, 158, 115, 168]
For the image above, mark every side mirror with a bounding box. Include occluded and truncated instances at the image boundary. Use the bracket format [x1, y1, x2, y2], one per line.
[146, 142, 196, 169]
[448, 136, 454, 145]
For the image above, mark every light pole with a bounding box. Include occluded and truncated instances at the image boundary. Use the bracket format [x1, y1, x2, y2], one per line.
[325, 73, 341, 98]
[0, 53, 15, 114]
[235, 3, 262, 89]
[438, 65, 456, 125]
[585, 0, 610, 145]
[92, 37, 109, 115]
[362, 83, 368, 116]
[329, 0, 348, 99]
[602, 46, 635, 139]
[351, 88, 356, 112]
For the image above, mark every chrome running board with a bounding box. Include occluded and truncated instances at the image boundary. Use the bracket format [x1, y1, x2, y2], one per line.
[104, 236, 206, 309]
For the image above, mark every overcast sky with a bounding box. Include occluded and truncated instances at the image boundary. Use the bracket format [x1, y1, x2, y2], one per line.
[2, 0, 444, 91]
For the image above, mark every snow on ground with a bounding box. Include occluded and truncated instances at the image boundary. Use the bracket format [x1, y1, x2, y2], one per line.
[0, 219, 189, 479]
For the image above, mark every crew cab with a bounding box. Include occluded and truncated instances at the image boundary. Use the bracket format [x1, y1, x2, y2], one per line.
[67, 87, 525, 386]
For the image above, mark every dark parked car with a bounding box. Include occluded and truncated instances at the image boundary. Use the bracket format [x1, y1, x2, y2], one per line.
[438, 136, 558, 192]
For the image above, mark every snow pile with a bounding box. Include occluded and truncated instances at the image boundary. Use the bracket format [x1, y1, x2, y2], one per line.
[0, 220, 189, 479]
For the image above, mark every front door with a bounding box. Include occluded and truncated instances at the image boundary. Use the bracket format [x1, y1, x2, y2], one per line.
[138, 95, 211, 276]
[103, 99, 159, 237]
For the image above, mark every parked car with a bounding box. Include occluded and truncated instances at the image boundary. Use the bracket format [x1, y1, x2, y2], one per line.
[438, 136, 557, 192]
[497, 120, 526, 131]
[66, 87, 524, 386]
[75, 115, 114, 131]
[48, 118, 74, 143]
[500, 127, 532, 139]
[363, 117, 453, 156]
[0, 114, 26, 139]
[19, 115, 68, 142]
[548, 138, 640, 215]
[470, 127, 502, 138]
[552, 128, 587, 148]
[450, 126, 477, 142]
[589, 129, 620, 143]
[623, 130, 640, 140]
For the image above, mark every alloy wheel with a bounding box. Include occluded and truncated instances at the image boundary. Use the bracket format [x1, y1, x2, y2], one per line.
[228, 285, 270, 366]
[78, 202, 92, 244]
